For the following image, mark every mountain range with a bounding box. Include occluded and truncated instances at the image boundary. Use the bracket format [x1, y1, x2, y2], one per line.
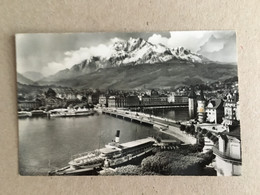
[18, 37, 237, 89]
[23, 71, 44, 81]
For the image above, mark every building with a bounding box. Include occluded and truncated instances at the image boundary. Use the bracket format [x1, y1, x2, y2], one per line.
[213, 126, 242, 176]
[168, 92, 188, 104]
[18, 100, 40, 111]
[115, 95, 126, 107]
[197, 89, 206, 123]
[188, 87, 197, 119]
[99, 95, 107, 107]
[91, 93, 100, 105]
[222, 92, 239, 127]
[206, 99, 224, 124]
[142, 90, 168, 106]
[125, 95, 139, 107]
[76, 94, 83, 101]
[108, 96, 116, 107]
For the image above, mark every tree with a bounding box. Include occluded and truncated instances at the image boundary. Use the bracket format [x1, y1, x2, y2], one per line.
[206, 132, 213, 139]
[197, 133, 205, 152]
[202, 128, 207, 135]
[185, 125, 191, 134]
[190, 124, 195, 135]
[180, 124, 185, 131]
[197, 126, 202, 133]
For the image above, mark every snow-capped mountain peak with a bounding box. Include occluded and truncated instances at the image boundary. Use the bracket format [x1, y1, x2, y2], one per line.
[56, 37, 210, 75]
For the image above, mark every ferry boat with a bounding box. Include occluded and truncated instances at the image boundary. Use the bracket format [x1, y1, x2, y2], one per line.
[48, 108, 95, 118]
[49, 130, 156, 175]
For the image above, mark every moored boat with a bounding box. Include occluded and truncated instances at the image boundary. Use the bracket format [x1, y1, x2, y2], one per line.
[31, 110, 47, 117]
[18, 111, 32, 118]
[49, 130, 156, 175]
[48, 108, 95, 118]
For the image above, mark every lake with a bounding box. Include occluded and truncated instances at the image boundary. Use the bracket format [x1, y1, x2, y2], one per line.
[18, 108, 189, 175]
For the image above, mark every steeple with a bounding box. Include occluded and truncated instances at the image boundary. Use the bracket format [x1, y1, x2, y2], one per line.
[188, 86, 197, 99]
[197, 87, 206, 123]
[197, 88, 205, 101]
[188, 86, 197, 119]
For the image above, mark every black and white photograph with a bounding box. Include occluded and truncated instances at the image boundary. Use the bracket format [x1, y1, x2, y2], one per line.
[16, 31, 241, 176]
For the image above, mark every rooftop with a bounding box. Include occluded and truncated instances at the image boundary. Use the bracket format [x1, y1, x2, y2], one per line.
[188, 87, 197, 98]
[120, 137, 155, 148]
[197, 89, 206, 101]
[207, 99, 223, 109]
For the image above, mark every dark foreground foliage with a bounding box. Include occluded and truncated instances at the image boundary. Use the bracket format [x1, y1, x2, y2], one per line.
[103, 145, 215, 176]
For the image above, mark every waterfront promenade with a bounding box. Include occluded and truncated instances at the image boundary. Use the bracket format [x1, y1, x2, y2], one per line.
[101, 108, 196, 144]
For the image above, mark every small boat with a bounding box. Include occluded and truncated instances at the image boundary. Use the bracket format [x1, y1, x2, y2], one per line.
[18, 111, 32, 118]
[31, 110, 47, 117]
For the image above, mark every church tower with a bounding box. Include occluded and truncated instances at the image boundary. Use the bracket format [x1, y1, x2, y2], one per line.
[197, 88, 206, 123]
[188, 86, 197, 119]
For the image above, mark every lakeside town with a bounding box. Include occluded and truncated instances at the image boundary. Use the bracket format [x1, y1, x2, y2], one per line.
[17, 76, 241, 176]
[16, 31, 240, 176]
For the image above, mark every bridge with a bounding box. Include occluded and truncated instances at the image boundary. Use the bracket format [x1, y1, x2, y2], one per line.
[102, 109, 154, 126]
[101, 108, 197, 144]
[126, 103, 188, 109]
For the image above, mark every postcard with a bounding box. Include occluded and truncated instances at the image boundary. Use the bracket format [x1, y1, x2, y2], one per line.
[16, 31, 241, 176]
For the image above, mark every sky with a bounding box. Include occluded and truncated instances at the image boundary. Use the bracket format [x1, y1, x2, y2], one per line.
[16, 31, 236, 76]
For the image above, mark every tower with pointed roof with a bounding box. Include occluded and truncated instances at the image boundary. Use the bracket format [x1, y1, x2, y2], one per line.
[197, 88, 206, 123]
[188, 86, 197, 119]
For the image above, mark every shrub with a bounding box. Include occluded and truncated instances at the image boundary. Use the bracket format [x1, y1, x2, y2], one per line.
[180, 124, 185, 131]
[197, 127, 202, 132]
[202, 128, 207, 134]
[141, 148, 214, 175]
[206, 132, 212, 139]
[190, 124, 195, 135]
[115, 165, 142, 175]
[185, 126, 191, 133]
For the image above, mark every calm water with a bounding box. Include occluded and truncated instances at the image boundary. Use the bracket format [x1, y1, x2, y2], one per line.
[141, 107, 189, 121]
[19, 113, 181, 175]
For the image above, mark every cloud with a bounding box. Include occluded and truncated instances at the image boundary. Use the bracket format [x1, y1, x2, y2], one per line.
[16, 31, 236, 77]
[148, 31, 212, 52]
[198, 33, 236, 63]
[42, 62, 66, 76]
[148, 34, 169, 46]
[44, 39, 122, 75]
[147, 31, 236, 63]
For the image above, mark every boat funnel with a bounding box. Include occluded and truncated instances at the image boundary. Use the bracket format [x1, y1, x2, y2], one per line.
[115, 130, 120, 143]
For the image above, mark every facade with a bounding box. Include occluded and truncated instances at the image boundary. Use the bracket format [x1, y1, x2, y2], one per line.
[108, 96, 116, 107]
[142, 90, 168, 106]
[115, 95, 126, 107]
[222, 92, 239, 126]
[188, 87, 197, 119]
[197, 89, 206, 123]
[125, 95, 139, 107]
[18, 100, 40, 111]
[213, 127, 241, 176]
[99, 95, 107, 107]
[168, 93, 188, 103]
[206, 99, 224, 124]
[92, 93, 100, 105]
[87, 95, 92, 104]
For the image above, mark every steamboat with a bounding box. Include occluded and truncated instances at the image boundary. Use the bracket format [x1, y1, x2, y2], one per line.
[49, 130, 156, 175]
[48, 108, 95, 118]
